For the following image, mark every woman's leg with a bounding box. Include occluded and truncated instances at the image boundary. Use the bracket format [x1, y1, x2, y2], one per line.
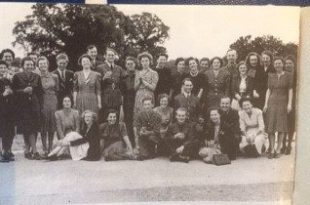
[268, 133, 275, 158]
[23, 134, 30, 155]
[47, 131, 54, 153]
[254, 134, 266, 155]
[41, 131, 47, 154]
[239, 136, 248, 153]
[29, 133, 41, 160]
[276, 132, 285, 155]
[281, 134, 287, 154]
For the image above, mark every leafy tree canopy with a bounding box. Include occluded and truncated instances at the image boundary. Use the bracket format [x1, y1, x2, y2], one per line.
[13, 4, 170, 70]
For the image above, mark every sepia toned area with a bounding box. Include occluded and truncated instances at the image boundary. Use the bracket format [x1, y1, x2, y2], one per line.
[294, 7, 310, 205]
[0, 3, 298, 204]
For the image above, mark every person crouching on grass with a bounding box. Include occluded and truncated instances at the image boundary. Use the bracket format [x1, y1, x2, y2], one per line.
[199, 108, 223, 164]
[48, 110, 100, 161]
[100, 109, 135, 161]
[165, 107, 198, 163]
[133, 97, 162, 160]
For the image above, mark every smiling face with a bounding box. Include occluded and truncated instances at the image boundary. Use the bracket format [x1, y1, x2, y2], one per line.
[105, 50, 116, 64]
[262, 54, 271, 67]
[210, 110, 220, 124]
[200, 60, 209, 70]
[220, 97, 231, 112]
[176, 109, 187, 124]
[2, 52, 14, 66]
[140, 57, 150, 70]
[23, 60, 34, 73]
[177, 60, 185, 74]
[238, 64, 248, 75]
[62, 97, 72, 109]
[160, 97, 169, 108]
[274, 59, 284, 73]
[285, 59, 295, 73]
[157, 55, 167, 68]
[189, 59, 198, 73]
[0, 64, 8, 76]
[183, 80, 193, 94]
[212, 58, 221, 70]
[81, 57, 92, 69]
[249, 55, 258, 67]
[84, 112, 93, 125]
[242, 100, 253, 113]
[38, 59, 49, 73]
[107, 112, 117, 125]
[87, 47, 98, 61]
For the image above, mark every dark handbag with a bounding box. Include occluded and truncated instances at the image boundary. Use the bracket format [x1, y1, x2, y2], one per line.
[212, 154, 231, 166]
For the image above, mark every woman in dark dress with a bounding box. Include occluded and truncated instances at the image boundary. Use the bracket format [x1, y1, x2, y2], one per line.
[49, 109, 100, 161]
[184, 57, 206, 99]
[0, 61, 15, 162]
[122, 56, 137, 145]
[12, 57, 43, 160]
[205, 57, 230, 110]
[282, 55, 297, 155]
[100, 109, 134, 161]
[231, 61, 254, 110]
[70, 110, 101, 161]
[245, 52, 264, 109]
[263, 57, 293, 159]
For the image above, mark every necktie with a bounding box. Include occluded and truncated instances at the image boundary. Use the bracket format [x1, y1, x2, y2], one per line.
[61, 71, 65, 80]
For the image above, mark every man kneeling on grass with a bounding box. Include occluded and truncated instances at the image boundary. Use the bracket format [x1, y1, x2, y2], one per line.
[165, 107, 198, 163]
[133, 97, 162, 160]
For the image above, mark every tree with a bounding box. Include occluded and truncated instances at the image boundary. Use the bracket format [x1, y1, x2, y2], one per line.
[229, 35, 298, 62]
[13, 4, 169, 70]
[125, 12, 169, 62]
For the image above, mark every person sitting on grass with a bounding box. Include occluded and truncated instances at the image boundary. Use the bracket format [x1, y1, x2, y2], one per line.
[100, 109, 135, 161]
[239, 98, 266, 157]
[48, 110, 100, 161]
[133, 97, 162, 160]
[199, 108, 223, 164]
[165, 107, 198, 163]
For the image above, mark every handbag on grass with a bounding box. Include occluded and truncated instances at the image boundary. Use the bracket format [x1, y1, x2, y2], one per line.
[212, 154, 231, 166]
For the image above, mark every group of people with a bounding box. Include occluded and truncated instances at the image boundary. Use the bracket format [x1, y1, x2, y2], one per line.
[0, 46, 296, 164]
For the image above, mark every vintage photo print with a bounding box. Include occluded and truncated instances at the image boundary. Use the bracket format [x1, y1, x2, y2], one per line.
[0, 3, 299, 204]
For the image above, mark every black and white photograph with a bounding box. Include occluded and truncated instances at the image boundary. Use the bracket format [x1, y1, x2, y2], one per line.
[0, 3, 299, 204]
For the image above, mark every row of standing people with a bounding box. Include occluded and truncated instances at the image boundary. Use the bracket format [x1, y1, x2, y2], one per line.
[0, 47, 296, 163]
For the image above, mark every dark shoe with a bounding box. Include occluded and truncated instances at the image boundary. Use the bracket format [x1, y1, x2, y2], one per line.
[280, 147, 286, 154]
[285, 147, 291, 155]
[24, 152, 32, 159]
[267, 152, 274, 159]
[32, 152, 42, 160]
[170, 155, 189, 163]
[274, 152, 281, 159]
[0, 154, 10, 163]
[47, 155, 58, 161]
[7, 152, 15, 161]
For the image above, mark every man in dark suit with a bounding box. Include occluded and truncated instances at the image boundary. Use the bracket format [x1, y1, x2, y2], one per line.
[52, 53, 74, 109]
[219, 96, 241, 160]
[174, 78, 201, 123]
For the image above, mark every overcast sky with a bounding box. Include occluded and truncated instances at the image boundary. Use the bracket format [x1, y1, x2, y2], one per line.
[0, 3, 300, 59]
